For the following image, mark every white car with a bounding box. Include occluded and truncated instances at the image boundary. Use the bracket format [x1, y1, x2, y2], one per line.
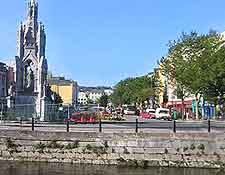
[155, 108, 171, 120]
[146, 108, 156, 114]
[124, 106, 136, 115]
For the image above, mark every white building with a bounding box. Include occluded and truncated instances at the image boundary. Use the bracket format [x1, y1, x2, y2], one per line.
[78, 91, 88, 105]
[104, 89, 114, 96]
[78, 86, 113, 105]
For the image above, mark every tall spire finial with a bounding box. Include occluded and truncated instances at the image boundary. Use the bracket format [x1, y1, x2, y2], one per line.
[31, 0, 36, 5]
[27, 0, 38, 29]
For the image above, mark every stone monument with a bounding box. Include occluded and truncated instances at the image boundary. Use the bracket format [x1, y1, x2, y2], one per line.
[15, 0, 49, 121]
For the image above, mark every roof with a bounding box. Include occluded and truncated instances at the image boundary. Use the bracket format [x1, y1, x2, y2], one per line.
[48, 79, 76, 86]
[79, 86, 113, 92]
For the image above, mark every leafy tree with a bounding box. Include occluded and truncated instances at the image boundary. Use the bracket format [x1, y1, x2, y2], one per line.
[201, 46, 225, 117]
[51, 91, 63, 104]
[161, 31, 225, 119]
[98, 93, 109, 108]
[138, 88, 155, 104]
[111, 76, 155, 107]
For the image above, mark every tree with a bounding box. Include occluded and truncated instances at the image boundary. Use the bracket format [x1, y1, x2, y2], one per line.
[161, 31, 225, 119]
[138, 88, 155, 105]
[98, 93, 109, 108]
[111, 76, 155, 107]
[51, 91, 63, 104]
[201, 46, 225, 117]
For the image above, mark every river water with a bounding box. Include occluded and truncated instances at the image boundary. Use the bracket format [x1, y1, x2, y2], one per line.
[0, 161, 223, 175]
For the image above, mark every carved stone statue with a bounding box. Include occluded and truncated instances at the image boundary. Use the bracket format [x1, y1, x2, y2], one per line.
[25, 66, 34, 89]
[8, 83, 13, 97]
[25, 27, 34, 47]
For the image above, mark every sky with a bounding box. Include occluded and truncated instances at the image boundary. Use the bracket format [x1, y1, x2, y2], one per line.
[0, 0, 225, 86]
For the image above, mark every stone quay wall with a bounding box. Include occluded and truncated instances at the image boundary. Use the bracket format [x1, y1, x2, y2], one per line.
[0, 130, 225, 168]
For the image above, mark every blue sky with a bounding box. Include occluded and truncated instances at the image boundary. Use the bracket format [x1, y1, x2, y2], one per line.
[0, 0, 225, 86]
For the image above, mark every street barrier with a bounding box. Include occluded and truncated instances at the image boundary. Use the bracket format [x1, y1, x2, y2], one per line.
[0, 119, 224, 133]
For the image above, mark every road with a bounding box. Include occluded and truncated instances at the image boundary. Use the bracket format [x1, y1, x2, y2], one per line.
[0, 115, 224, 133]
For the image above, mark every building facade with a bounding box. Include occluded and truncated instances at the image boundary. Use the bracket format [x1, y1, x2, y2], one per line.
[78, 86, 113, 105]
[49, 76, 78, 106]
[15, 0, 49, 121]
[78, 91, 88, 105]
[0, 62, 16, 110]
[0, 62, 8, 100]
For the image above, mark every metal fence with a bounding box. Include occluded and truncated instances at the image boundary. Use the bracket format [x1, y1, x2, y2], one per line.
[0, 104, 225, 133]
[0, 119, 224, 133]
[0, 103, 71, 122]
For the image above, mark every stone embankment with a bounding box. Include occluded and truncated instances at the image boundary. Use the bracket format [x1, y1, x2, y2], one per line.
[0, 130, 225, 168]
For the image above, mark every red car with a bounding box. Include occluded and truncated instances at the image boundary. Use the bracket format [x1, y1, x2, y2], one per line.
[65, 110, 98, 124]
[140, 109, 156, 119]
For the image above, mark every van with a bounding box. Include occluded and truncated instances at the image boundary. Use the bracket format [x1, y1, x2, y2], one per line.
[155, 108, 171, 120]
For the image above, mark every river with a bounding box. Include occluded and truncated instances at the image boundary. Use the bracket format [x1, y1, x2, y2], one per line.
[0, 161, 223, 175]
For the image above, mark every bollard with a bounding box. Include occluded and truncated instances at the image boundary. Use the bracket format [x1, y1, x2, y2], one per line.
[208, 119, 211, 133]
[99, 120, 102, 133]
[66, 120, 70, 132]
[173, 120, 176, 133]
[32, 117, 34, 131]
[20, 117, 22, 125]
[135, 118, 138, 133]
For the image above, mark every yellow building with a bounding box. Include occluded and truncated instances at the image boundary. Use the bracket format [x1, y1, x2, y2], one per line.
[154, 63, 167, 106]
[49, 76, 78, 106]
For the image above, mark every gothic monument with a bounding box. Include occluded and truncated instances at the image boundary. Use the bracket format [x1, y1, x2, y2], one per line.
[15, 0, 49, 121]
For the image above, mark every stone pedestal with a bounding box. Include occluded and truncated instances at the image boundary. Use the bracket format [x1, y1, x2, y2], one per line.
[39, 97, 47, 122]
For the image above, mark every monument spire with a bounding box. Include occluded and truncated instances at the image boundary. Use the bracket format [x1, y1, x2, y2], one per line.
[15, 0, 49, 121]
[27, 0, 38, 27]
[31, 0, 36, 5]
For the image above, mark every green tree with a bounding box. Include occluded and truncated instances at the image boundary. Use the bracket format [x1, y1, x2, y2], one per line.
[111, 76, 155, 106]
[98, 93, 109, 108]
[201, 46, 225, 117]
[161, 31, 225, 119]
[51, 91, 63, 104]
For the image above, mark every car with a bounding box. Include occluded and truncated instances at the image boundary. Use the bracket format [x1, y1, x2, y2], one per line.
[65, 108, 98, 124]
[146, 108, 156, 118]
[124, 105, 136, 115]
[155, 108, 171, 120]
[141, 109, 156, 119]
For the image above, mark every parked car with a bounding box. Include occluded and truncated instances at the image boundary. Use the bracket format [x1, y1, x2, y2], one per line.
[124, 105, 136, 115]
[141, 109, 156, 119]
[65, 108, 98, 124]
[155, 108, 171, 120]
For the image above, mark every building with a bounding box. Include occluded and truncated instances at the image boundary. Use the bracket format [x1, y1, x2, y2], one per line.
[15, 0, 49, 121]
[78, 86, 113, 105]
[0, 62, 8, 99]
[0, 62, 16, 110]
[49, 76, 78, 106]
[154, 66, 167, 107]
[78, 91, 88, 105]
